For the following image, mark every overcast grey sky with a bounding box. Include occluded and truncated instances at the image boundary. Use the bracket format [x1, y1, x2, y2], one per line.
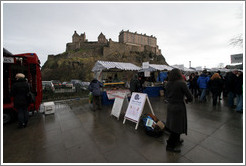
[2, 1, 244, 68]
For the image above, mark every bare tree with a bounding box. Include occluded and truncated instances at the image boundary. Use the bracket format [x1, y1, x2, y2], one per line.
[229, 6, 243, 49]
[229, 33, 243, 48]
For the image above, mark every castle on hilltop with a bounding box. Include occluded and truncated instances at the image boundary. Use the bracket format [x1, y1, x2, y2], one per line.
[66, 30, 162, 56]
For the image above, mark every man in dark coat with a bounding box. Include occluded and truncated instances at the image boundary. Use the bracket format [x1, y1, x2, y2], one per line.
[235, 71, 243, 112]
[188, 73, 199, 98]
[88, 78, 103, 111]
[11, 73, 30, 128]
[165, 68, 193, 153]
[130, 74, 141, 94]
[225, 70, 238, 108]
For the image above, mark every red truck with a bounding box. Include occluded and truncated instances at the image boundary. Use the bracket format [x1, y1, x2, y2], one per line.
[3, 48, 43, 124]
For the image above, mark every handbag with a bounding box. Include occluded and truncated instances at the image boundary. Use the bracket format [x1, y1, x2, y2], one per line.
[27, 92, 36, 104]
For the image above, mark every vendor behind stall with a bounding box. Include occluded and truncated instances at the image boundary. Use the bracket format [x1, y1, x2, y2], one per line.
[148, 72, 156, 82]
[130, 74, 142, 94]
[112, 73, 120, 82]
[107, 76, 113, 83]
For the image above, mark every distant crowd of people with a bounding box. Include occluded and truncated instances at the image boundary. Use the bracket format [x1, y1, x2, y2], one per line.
[186, 69, 243, 112]
[128, 68, 243, 112]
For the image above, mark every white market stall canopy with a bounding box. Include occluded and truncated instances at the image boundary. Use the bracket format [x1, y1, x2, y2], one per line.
[139, 64, 173, 72]
[183, 67, 196, 72]
[210, 68, 231, 72]
[171, 65, 196, 72]
[92, 60, 141, 72]
[149, 64, 174, 71]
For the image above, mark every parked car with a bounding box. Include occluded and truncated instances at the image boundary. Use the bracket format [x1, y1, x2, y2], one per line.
[80, 82, 90, 90]
[71, 79, 82, 86]
[62, 82, 73, 89]
[51, 80, 62, 89]
[71, 80, 89, 91]
[42, 81, 55, 92]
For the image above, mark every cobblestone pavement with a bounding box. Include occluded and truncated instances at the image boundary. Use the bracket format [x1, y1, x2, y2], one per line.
[2, 96, 244, 164]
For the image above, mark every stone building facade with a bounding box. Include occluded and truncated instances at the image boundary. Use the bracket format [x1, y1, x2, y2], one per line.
[119, 30, 156, 47]
[119, 30, 161, 55]
[66, 30, 161, 56]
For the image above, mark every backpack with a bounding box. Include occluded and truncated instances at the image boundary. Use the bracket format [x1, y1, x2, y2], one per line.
[141, 114, 165, 137]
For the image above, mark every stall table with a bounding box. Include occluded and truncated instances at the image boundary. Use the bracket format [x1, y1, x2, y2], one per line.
[102, 89, 131, 105]
[143, 86, 164, 97]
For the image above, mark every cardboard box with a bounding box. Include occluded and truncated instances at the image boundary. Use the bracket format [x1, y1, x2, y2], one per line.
[43, 102, 55, 115]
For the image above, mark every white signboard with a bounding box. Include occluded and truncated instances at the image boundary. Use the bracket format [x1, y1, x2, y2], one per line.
[231, 54, 243, 64]
[142, 62, 149, 69]
[3, 57, 14, 63]
[111, 93, 129, 120]
[144, 71, 150, 77]
[123, 92, 155, 130]
[106, 89, 131, 100]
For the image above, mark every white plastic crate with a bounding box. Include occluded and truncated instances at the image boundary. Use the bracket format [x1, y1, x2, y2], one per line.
[43, 102, 55, 115]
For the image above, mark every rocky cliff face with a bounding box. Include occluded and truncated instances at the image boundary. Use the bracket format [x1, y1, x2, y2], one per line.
[41, 42, 168, 82]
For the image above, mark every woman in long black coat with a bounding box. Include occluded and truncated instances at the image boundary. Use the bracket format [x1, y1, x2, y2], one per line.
[165, 68, 193, 153]
[11, 73, 30, 128]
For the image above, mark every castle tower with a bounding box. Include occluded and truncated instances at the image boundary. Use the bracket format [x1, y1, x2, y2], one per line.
[72, 31, 86, 43]
[72, 31, 80, 43]
[80, 33, 86, 42]
[98, 32, 108, 44]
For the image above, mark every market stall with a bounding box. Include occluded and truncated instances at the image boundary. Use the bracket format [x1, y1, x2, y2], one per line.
[139, 63, 173, 97]
[92, 60, 141, 105]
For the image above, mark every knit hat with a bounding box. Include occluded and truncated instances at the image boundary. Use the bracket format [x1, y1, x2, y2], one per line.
[15, 73, 25, 79]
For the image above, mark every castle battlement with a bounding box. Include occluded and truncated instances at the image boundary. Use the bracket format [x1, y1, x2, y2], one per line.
[66, 30, 161, 56]
[119, 30, 157, 48]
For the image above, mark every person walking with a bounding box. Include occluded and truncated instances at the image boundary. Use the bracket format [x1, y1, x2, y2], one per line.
[11, 73, 30, 128]
[217, 70, 224, 100]
[188, 73, 199, 98]
[193, 72, 199, 98]
[165, 68, 193, 153]
[235, 71, 243, 112]
[225, 69, 238, 108]
[197, 70, 210, 102]
[88, 78, 103, 111]
[208, 73, 224, 106]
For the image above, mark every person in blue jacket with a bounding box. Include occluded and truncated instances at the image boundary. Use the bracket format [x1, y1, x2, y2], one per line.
[197, 70, 210, 102]
[157, 71, 168, 82]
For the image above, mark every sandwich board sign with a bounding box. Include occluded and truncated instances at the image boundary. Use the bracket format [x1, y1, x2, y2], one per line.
[110, 93, 129, 120]
[123, 92, 155, 130]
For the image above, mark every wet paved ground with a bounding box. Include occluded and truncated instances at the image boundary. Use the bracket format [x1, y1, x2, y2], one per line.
[3, 95, 244, 164]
